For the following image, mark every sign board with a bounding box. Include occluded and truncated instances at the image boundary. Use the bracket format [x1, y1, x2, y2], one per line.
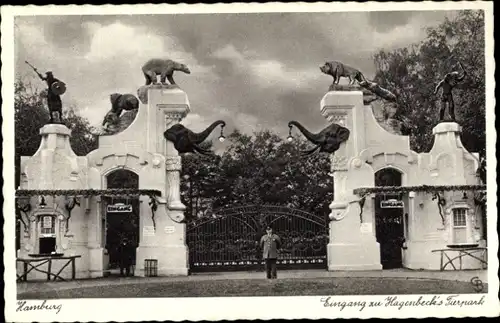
[107, 203, 133, 213]
[360, 223, 373, 233]
[42, 216, 53, 229]
[165, 226, 175, 234]
[143, 226, 155, 237]
[380, 199, 404, 209]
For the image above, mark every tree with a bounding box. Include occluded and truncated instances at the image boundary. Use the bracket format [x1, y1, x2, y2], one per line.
[180, 128, 333, 222]
[180, 141, 222, 222]
[14, 79, 99, 188]
[372, 10, 485, 155]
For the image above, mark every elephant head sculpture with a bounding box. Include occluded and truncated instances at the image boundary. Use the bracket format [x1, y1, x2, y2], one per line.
[164, 120, 226, 155]
[288, 121, 350, 156]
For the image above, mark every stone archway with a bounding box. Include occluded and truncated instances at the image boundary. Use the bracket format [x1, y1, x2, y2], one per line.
[104, 169, 140, 273]
[374, 167, 405, 269]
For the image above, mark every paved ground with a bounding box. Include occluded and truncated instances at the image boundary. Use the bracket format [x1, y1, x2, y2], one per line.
[17, 268, 488, 296]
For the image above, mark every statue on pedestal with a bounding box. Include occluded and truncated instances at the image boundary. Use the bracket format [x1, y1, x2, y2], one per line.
[320, 61, 366, 87]
[358, 79, 397, 103]
[434, 61, 467, 121]
[26, 61, 66, 124]
[142, 58, 191, 86]
[101, 93, 140, 135]
[288, 121, 350, 156]
[164, 120, 226, 155]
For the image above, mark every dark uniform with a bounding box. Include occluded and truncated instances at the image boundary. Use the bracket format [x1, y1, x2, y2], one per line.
[118, 238, 134, 276]
[260, 227, 281, 279]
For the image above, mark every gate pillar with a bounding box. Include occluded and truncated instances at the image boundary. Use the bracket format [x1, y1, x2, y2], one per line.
[136, 85, 189, 276]
[321, 91, 382, 270]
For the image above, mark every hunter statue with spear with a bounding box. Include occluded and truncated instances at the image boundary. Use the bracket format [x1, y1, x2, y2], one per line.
[26, 61, 67, 124]
[434, 61, 467, 122]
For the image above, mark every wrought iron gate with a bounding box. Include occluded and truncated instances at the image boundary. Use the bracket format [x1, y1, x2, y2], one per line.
[186, 205, 329, 272]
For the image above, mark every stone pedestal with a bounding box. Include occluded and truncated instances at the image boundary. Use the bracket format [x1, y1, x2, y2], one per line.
[136, 197, 188, 276]
[24, 124, 81, 190]
[135, 86, 190, 276]
[427, 122, 476, 185]
[321, 91, 382, 271]
[327, 200, 381, 270]
[18, 124, 91, 279]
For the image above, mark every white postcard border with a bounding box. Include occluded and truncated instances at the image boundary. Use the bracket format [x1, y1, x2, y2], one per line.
[2, 1, 498, 321]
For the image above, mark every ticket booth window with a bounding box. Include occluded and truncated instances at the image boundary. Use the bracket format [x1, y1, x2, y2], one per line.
[39, 215, 57, 254]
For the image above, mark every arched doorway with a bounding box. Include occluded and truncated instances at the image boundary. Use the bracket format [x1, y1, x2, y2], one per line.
[104, 169, 140, 275]
[374, 168, 405, 269]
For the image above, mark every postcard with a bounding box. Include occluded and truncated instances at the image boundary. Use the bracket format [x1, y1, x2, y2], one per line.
[2, 1, 498, 321]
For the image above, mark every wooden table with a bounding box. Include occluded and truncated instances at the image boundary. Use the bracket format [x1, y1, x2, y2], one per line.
[16, 255, 81, 282]
[431, 247, 487, 271]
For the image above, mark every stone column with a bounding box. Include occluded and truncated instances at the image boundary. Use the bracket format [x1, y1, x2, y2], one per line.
[88, 196, 106, 278]
[321, 91, 382, 271]
[135, 85, 189, 276]
[408, 191, 416, 241]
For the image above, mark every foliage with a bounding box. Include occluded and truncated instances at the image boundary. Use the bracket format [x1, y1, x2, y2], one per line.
[180, 140, 222, 222]
[181, 129, 333, 222]
[353, 184, 486, 196]
[372, 10, 485, 155]
[15, 189, 162, 197]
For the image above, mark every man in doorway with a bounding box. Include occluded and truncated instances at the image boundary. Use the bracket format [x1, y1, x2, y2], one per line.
[118, 237, 134, 276]
[260, 226, 282, 279]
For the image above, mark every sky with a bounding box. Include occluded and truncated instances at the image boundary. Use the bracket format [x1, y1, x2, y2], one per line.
[14, 10, 461, 140]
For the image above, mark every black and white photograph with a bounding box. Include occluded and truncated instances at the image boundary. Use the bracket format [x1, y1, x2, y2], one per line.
[2, 2, 498, 321]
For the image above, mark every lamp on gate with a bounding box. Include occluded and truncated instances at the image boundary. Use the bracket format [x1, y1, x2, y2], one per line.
[287, 125, 294, 142]
[218, 123, 226, 142]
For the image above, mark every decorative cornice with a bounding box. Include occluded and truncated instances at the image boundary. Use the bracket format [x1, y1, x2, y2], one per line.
[330, 155, 348, 171]
[353, 185, 486, 196]
[16, 189, 162, 198]
[165, 156, 182, 171]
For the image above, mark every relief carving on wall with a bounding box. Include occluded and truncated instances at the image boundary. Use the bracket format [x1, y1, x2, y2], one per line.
[430, 153, 453, 173]
[330, 155, 348, 171]
[329, 201, 349, 221]
[152, 154, 163, 168]
[165, 156, 182, 171]
[324, 113, 348, 126]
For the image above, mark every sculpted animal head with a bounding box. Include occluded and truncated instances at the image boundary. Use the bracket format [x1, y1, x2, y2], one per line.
[110, 93, 121, 104]
[288, 121, 350, 156]
[109, 93, 140, 115]
[164, 120, 225, 155]
[178, 63, 191, 74]
[320, 62, 333, 75]
[102, 110, 120, 127]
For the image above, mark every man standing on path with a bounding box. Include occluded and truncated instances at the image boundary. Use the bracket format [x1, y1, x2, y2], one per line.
[260, 226, 281, 279]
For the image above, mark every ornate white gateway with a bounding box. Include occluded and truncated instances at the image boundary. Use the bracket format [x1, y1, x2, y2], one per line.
[17, 83, 207, 279]
[319, 90, 486, 271]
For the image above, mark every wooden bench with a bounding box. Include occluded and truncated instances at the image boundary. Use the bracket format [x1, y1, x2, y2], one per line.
[16, 255, 81, 282]
[431, 247, 487, 271]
